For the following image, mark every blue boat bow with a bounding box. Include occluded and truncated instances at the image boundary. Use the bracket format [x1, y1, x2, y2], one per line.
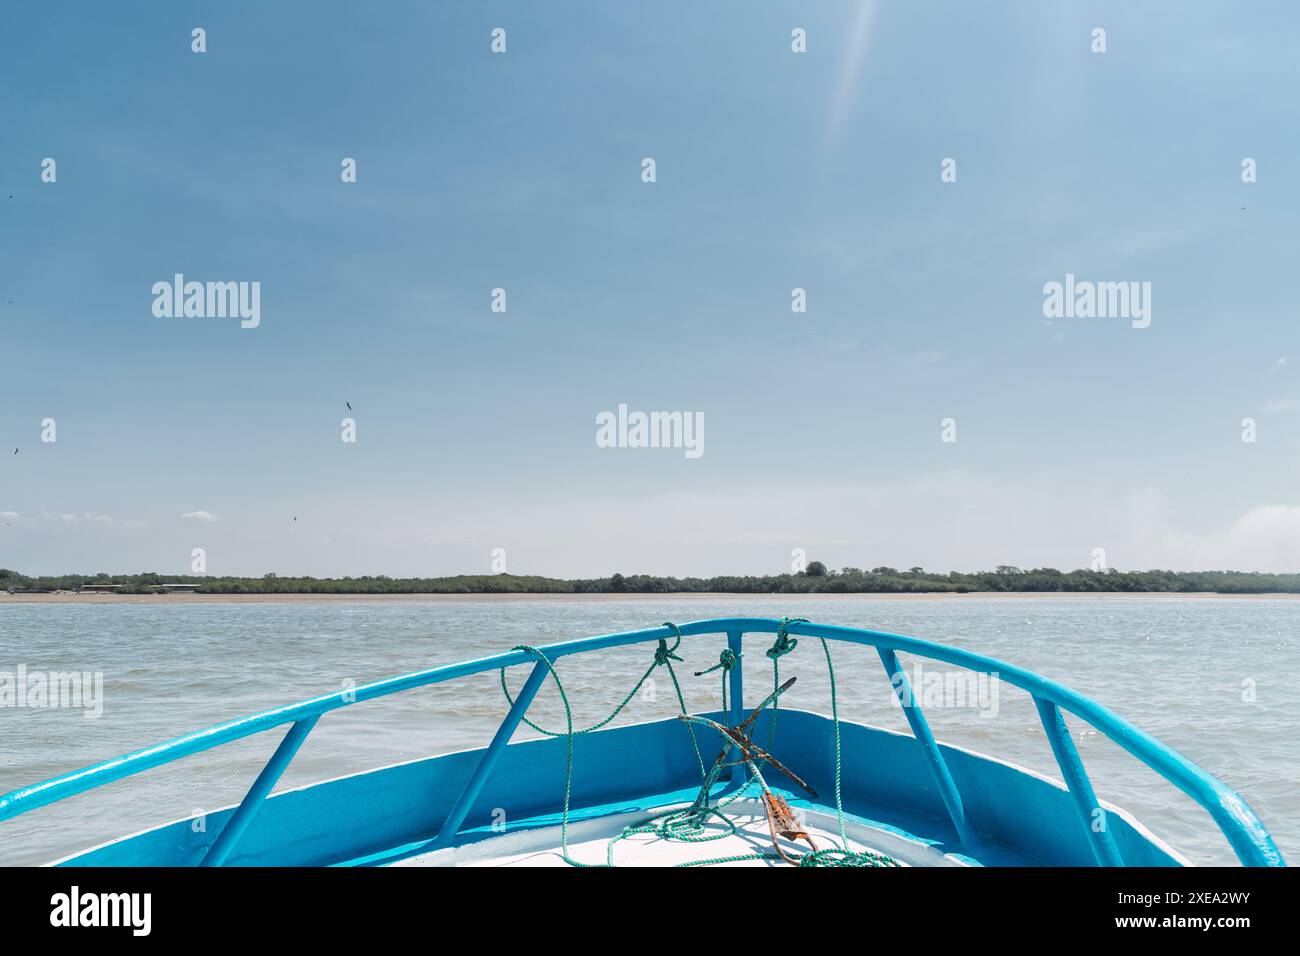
[0, 618, 1284, 867]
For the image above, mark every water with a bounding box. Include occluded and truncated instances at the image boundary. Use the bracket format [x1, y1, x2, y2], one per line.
[1, 595, 1295, 866]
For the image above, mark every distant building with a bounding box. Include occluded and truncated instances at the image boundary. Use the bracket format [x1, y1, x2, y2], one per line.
[158, 583, 200, 593]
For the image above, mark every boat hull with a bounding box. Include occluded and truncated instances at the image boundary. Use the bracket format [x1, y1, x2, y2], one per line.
[53, 709, 1185, 867]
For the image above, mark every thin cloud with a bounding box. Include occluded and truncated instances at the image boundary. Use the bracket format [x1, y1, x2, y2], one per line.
[57, 513, 114, 526]
[828, 1, 878, 142]
[179, 510, 219, 523]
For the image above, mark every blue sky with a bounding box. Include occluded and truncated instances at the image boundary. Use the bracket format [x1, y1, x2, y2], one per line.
[3, 1, 1300, 577]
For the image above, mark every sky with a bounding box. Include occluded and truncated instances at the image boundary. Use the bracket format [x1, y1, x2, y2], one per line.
[2, 1, 1300, 578]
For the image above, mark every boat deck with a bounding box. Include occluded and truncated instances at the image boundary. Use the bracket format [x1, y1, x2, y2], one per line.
[393, 797, 970, 867]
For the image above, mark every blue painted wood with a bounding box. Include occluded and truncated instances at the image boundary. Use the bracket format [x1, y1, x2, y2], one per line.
[726, 631, 744, 786]
[0, 617, 1284, 866]
[200, 715, 319, 867]
[433, 660, 548, 845]
[876, 647, 977, 848]
[51, 710, 1188, 867]
[1034, 697, 1124, 866]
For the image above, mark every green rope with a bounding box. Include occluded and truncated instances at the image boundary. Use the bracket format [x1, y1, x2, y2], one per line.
[795, 635, 898, 867]
[693, 646, 740, 716]
[500, 620, 899, 868]
[695, 647, 740, 676]
[764, 616, 805, 752]
[506, 644, 590, 866]
[606, 764, 757, 865]
[500, 623, 705, 777]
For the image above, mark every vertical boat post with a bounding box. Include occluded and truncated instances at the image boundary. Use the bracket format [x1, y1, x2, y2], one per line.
[1034, 697, 1124, 866]
[876, 647, 977, 848]
[434, 660, 550, 845]
[200, 714, 320, 867]
[726, 631, 745, 786]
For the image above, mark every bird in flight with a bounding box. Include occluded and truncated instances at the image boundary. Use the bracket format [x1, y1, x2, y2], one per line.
[346, 401, 352, 411]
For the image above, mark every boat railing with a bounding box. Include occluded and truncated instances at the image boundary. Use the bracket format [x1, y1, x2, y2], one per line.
[0, 617, 1284, 866]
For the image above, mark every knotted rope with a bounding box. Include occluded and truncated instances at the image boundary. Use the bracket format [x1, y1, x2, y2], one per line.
[501, 622, 705, 777]
[694, 645, 741, 714]
[763, 616, 806, 751]
[498, 620, 899, 868]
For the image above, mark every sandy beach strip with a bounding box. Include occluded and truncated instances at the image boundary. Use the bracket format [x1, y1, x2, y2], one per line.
[3, 590, 1298, 605]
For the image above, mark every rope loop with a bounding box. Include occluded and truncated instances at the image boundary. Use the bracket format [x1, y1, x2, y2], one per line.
[513, 643, 550, 665]
[655, 622, 684, 666]
[766, 632, 798, 659]
[695, 646, 739, 676]
[775, 616, 808, 642]
[654, 639, 680, 666]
